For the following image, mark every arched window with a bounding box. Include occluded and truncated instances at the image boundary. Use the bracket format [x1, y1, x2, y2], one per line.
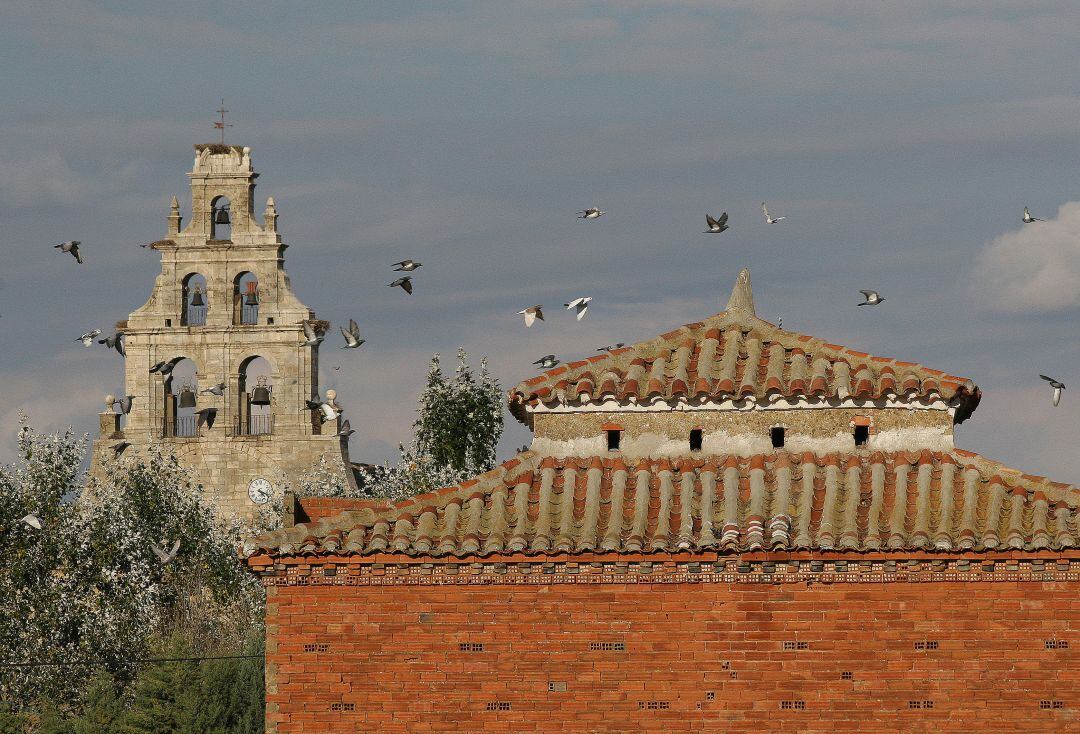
[233, 271, 259, 325]
[180, 273, 207, 326]
[210, 195, 231, 240]
[238, 356, 274, 436]
[163, 358, 199, 437]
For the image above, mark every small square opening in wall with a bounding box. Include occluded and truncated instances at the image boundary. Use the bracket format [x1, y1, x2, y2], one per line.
[854, 424, 870, 447]
[771, 426, 786, 449]
[689, 428, 703, 451]
[165, 319, 172, 327]
[607, 429, 621, 451]
[267, 317, 274, 325]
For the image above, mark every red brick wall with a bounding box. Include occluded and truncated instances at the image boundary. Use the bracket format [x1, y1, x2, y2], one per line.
[265, 581, 1078, 733]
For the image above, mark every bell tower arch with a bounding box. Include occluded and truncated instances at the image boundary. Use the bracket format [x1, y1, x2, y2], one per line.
[89, 144, 356, 520]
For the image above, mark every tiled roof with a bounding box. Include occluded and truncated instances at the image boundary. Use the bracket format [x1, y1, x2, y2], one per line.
[244, 449, 1080, 560]
[508, 271, 980, 424]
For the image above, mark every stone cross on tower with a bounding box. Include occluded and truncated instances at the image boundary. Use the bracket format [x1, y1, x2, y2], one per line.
[89, 144, 356, 520]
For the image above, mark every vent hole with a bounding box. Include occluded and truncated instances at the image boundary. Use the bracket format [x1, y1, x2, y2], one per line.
[854, 424, 869, 446]
[771, 426, 785, 448]
[689, 428, 703, 452]
[841, 671, 853, 680]
[606, 429, 621, 451]
[486, 702, 511, 711]
[459, 642, 484, 652]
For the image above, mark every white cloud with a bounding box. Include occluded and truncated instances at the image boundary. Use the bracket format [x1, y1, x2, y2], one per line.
[969, 201, 1080, 312]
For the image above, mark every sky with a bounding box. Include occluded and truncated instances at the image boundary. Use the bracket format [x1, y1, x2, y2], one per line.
[2, 1, 1080, 481]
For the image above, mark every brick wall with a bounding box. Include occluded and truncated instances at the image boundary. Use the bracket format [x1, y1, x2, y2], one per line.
[264, 579, 1078, 733]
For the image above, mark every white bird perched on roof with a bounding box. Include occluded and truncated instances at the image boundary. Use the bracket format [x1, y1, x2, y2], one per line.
[1023, 206, 1043, 224]
[76, 329, 101, 347]
[857, 289, 885, 306]
[391, 259, 421, 272]
[151, 539, 180, 564]
[300, 321, 323, 347]
[305, 398, 339, 424]
[762, 202, 786, 224]
[518, 305, 544, 327]
[578, 207, 604, 219]
[54, 240, 83, 263]
[564, 297, 592, 320]
[340, 319, 365, 349]
[704, 212, 729, 234]
[533, 355, 560, 369]
[597, 343, 625, 352]
[1040, 374, 1065, 406]
[21, 513, 43, 530]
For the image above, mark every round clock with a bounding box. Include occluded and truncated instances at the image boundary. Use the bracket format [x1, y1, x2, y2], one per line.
[247, 477, 273, 505]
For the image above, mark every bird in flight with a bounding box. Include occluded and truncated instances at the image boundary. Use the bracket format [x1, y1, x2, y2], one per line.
[518, 305, 544, 327]
[112, 441, 131, 457]
[151, 539, 181, 564]
[21, 513, 43, 530]
[578, 207, 604, 220]
[200, 382, 225, 396]
[76, 329, 102, 347]
[533, 355, 560, 369]
[1040, 375, 1065, 406]
[762, 202, 786, 224]
[857, 290, 885, 306]
[705, 213, 729, 234]
[98, 332, 125, 356]
[597, 343, 625, 352]
[306, 398, 340, 424]
[388, 276, 413, 294]
[565, 297, 592, 320]
[195, 407, 218, 430]
[149, 357, 182, 375]
[54, 240, 83, 263]
[112, 395, 135, 415]
[340, 319, 365, 349]
[392, 259, 421, 272]
[301, 321, 324, 347]
[336, 419, 355, 438]
[1023, 206, 1043, 224]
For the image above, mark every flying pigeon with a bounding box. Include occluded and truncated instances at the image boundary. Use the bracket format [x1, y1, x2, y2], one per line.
[705, 213, 729, 234]
[762, 202, 786, 224]
[336, 419, 355, 438]
[21, 513, 42, 530]
[305, 399, 339, 424]
[388, 276, 413, 294]
[564, 297, 592, 320]
[597, 343, 625, 352]
[1040, 375, 1065, 406]
[149, 357, 182, 375]
[98, 333, 125, 356]
[54, 241, 83, 263]
[857, 290, 885, 306]
[300, 321, 324, 347]
[112, 395, 135, 414]
[340, 319, 365, 349]
[1023, 206, 1043, 224]
[199, 382, 225, 396]
[194, 407, 217, 430]
[518, 305, 544, 327]
[533, 355, 560, 369]
[151, 539, 181, 564]
[392, 260, 421, 272]
[112, 441, 131, 457]
[578, 207, 604, 220]
[76, 329, 102, 347]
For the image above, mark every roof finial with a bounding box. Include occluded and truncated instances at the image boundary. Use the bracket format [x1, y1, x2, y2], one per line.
[725, 268, 755, 315]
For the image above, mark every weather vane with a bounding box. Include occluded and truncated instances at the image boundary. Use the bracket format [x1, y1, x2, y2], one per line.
[213, 99, 232, 144]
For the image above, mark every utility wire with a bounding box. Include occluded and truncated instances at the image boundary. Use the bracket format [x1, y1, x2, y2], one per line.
[0, 653, 264, 669]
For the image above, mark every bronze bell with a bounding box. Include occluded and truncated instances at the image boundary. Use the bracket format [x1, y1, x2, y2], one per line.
[244, 282, 259, 306]
[214, 205, 230, 225]
[250, 377, 271, 406]
[189, 285, 205, 307]
[178, 384, 197, 409]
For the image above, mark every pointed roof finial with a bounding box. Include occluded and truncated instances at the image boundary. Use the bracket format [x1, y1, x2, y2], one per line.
[170, 195, 179, 212]
[725, 268, 755, 315]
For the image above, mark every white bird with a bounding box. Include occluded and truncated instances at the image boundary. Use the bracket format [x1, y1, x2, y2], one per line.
[857, 290, 885, 306]
[54, 240, 83, 263]
[1040, 375, 1065, 407]
[21, 513, 42, 530]
[597, 343, 625, 352]
[340, 319, 365, 349]
[518, 305, 544, 327]
[306, 399, 339, 424]
[762, 202, 786, 224]
[151, 539, 181, 564]
[578, 207, 604, 220]
[533, 355, 560, 369]
[564, 297, 592, 320]
[1023, 206, 1043, 224]
[199, 382, 225, 396]
[391, 260, 421, 272]
[76, 329, 102, 347]
[195, 407, 218, 430]
[300, 321, 324, 347]
[112, 395, 135, 414]
[705, 213, 729, 234]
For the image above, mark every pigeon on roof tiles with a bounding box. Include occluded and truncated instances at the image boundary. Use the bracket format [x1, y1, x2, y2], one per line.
[1023, 206, 1043, 223]
[1040, 375, 1065, 406]
[533, 355, 560, 368]
[705, 213, 729, 234]
[112, 395, 134, 414]
[195, 407, 218, 429]
[21, 513, 42, 530]
[518, 305, 544, 327]
[388, 276, 413, 294]
[340, 319, 365, 349]
[305, 399, 339, 424]
[112, 441, 131, 456]
[199, 382, 225, 396]
[391, 259, 421, 272]
[98, 333, 125, 356]
[857, 290, 885, 306]
[336, 419, 354, 437]
[300, 321, 324, 347]
[597, 343, 625, 352]
[578, 207, 604, 219]
[76, 329, 101, 347]
[53, 240, 83, 263]
[762, 202, 786, 224]
[564, 297, 592, 320]
[151, 539, 180, 564]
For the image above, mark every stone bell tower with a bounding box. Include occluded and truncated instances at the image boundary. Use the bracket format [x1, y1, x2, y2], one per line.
[89, 144, 355, 520]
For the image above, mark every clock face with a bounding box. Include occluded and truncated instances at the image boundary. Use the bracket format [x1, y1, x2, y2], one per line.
[247, 477, 273, 505]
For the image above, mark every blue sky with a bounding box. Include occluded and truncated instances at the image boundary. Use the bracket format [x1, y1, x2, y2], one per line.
[3, 1, 1080, 479]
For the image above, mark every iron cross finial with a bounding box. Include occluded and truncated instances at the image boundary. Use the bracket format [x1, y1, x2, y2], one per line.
[214, 100, 232, 144]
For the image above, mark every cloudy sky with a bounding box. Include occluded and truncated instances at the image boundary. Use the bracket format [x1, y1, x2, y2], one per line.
[3, 1, 1080, 480]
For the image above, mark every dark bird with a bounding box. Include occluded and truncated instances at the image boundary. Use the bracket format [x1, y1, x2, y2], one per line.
[112, 441, 131, 457]
[112, 395, 135, 415]
[1023, 206, 1043, 224]
[705, 213, 729, 234]
[54, 240, 83, 263]
[336, 419, 355, 438]
[597, 343, 625, 352]
[300, 321, 324, 347]
[388, 276, 413, 294]
[151, 539, 180, 564]
[392, 260, 421, 272]
[195, 407, 218, 430]
[340, 319, 365, 349]
[98, 333, 125, 356]
[857, 290, 885, 306]
[1040, 375, 1066, 407]
[578, 207, 604, 220]
[149, 357, 182, 375]
[199, 382, 225, 396]
[533, 355, 560, 369]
